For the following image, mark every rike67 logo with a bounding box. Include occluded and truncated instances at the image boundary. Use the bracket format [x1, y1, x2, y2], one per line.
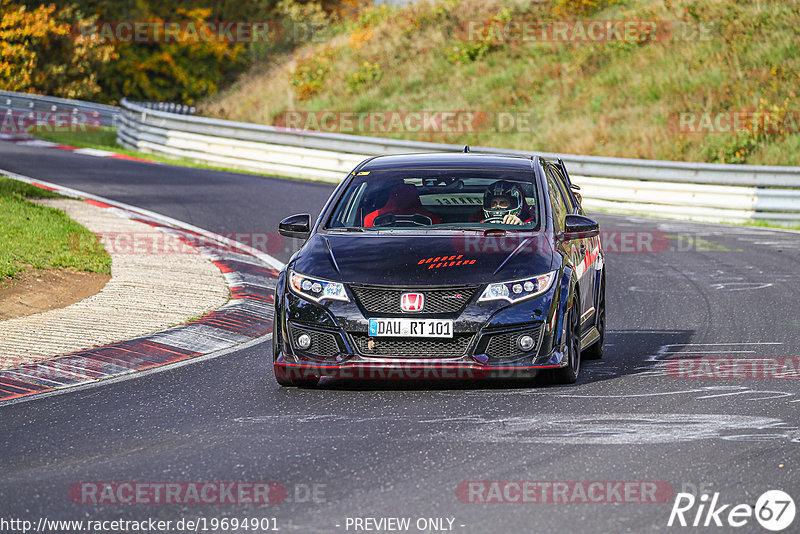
[668, 489, 795, 531]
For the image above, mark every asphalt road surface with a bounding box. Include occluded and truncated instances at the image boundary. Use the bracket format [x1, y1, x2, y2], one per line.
[1, 141, 799, 533]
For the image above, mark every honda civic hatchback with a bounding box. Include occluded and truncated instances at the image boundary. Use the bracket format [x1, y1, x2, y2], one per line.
[273, 152, 605, 386]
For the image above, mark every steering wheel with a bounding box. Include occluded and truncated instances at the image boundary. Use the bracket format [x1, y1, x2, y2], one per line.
[482, 215, 506, 223]
[372, 213, 433, 227]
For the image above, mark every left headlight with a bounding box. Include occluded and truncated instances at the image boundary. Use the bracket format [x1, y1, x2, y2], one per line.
[478, 271, 557, 303]
[289, 270, 349, 303]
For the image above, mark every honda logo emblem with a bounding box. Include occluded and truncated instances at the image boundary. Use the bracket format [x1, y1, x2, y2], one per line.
[400, 293, 424, 312]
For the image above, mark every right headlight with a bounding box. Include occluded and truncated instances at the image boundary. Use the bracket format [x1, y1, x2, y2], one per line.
[288, 270, 349, 303]
[478, 271, 556, 303]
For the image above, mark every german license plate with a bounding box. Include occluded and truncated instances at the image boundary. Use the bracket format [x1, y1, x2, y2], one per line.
[368, 318, 453, 338]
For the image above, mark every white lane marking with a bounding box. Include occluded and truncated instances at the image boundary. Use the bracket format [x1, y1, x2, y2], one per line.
[458, 414, 799, 445]
[437, 385, 796, 402]
[710, 282, 774, 290]
[18, 139, 58, 147]
[665, 342, 783, 346]
[661, 350, 757, 354]
[630, 341, 786, 380]
[630, 282, 775, 292]
[71, 147, 115, 157]
[695, 389, 795, 400]
[236, 412, 800, 445]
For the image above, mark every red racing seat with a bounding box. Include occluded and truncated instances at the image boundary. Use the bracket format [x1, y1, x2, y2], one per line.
[364, 184, 441, 227]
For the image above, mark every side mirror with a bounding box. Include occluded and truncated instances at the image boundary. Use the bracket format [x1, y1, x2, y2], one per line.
[279, 214, 312, 239]
[562, 214, 599, 240]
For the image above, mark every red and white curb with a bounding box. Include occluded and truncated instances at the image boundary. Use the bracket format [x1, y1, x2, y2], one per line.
[0, 169, 284, 405]
[0, 133, 153, 162]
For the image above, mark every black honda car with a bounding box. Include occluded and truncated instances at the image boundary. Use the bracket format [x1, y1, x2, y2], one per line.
[273, 152, 605, 386]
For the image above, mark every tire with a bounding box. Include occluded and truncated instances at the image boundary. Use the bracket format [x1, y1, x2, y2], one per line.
[272, 317, 320, 387]
[583, 278, 605, 360]
[549, 299, 581, 384]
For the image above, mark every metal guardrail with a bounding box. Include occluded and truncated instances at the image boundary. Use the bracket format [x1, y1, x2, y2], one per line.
[130, 101, 196, 115]
[3, 92, 797, 223]
[0, 90, 120, 127]
[119, 99, 800, 188]
[117, 98, 800, 223]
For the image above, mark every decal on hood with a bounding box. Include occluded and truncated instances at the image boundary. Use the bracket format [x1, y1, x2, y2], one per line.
[418, 255, 477, 270]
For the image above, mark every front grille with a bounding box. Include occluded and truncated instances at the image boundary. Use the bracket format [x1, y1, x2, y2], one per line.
[350, 285, 478, 315]
[290, 325, 340, 357]
[350, 333, 474, 358]
[484, 326, 543, 360]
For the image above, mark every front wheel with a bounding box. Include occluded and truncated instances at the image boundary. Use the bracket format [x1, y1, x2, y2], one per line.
[583, 279, 605, 360]
[549, 300, 581, 384]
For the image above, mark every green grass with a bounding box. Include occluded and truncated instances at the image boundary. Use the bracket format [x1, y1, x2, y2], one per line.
[0, 176, 112, 280]
[34, 127, 120, 150]
[202, 0, 800, 166]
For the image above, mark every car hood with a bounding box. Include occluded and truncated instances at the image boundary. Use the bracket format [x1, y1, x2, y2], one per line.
[289, 232, 556, 286]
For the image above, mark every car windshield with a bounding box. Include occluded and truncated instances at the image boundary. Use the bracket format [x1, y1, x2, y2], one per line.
[326, 169, 540, 230]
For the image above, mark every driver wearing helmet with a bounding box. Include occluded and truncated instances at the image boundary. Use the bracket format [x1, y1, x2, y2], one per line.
[481, 180, 531, 225]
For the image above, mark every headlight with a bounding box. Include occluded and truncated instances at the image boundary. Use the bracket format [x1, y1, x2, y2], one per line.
[289, 270, 349, 303]
[478, 271, 556, 303]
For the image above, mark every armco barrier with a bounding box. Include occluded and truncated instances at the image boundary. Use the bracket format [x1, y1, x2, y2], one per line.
[0, 91, 194, 129]
[3, 91, 798, 223]
[1, 90, 120, 127]
[116, 98, 800, 224]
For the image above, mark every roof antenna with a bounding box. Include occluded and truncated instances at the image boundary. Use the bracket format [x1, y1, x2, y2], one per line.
[463, 145, 470, 153]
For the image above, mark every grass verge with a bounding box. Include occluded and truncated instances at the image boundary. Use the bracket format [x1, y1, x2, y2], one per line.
[203, 0, 800, 166]
[0, 176, 112, 281]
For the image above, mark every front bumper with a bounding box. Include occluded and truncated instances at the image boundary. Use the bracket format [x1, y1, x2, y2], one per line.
[275, 276, 567, 380]
[275, 347, 568, 380]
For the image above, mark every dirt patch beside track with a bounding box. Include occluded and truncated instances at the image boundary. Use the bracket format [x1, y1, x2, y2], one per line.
[0, 268, 110, 321]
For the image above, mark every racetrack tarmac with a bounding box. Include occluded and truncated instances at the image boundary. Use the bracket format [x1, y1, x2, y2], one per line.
[1, 141, 798, 533]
